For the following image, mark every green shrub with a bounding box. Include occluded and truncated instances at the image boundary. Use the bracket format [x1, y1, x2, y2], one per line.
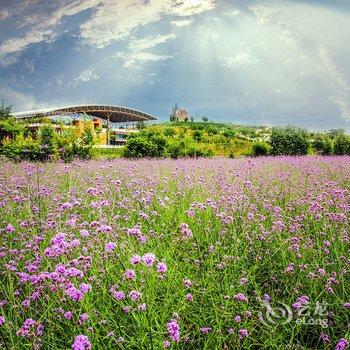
[313, 134, 333, 155]
[166, 141, 182, 159]
[123, 136, 159, 158]
[270, 126, 310, 155]
[39, 125, 56, 160]
[333, 134, 350, 155]
[252, 142, 269, 156]
[1, 135, 40, 161]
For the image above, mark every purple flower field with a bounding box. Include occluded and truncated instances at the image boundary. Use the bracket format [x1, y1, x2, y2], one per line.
[0, 157, 350, 349]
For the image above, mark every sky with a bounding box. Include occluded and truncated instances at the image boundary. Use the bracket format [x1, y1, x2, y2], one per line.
[0, 0, 350, 130]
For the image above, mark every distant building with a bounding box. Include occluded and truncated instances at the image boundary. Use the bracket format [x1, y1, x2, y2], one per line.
[170, 103, 189, 122]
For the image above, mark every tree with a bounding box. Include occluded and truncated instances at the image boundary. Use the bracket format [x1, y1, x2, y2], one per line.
[0, 99, 12, 119]
[270, 126, 310, 155]
[202, 115, 209, 123]
[123, 132, 168, 158]
[333, 134, 350, 155]
[123, 136, 158, 158]
[313, 134, 333, 155]
[136, 121, 146, 130]
[39, 125, 56, 160]
[328, 129, 345, 140]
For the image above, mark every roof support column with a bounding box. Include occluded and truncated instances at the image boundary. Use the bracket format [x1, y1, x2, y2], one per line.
[106, 113, 110, 145]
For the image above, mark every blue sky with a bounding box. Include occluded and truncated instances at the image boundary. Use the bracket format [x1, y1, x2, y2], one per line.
[0, 0, 350, 130]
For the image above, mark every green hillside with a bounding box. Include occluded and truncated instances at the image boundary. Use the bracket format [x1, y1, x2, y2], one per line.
[130, 121, 271, 158]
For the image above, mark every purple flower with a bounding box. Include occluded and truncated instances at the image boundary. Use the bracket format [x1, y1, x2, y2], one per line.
[180, 223, 193, 239]
[79, 229, 90, 237]
[129, 290, 142, 301]
[142, 253, 156, 267]
[138, 303, 147, 311]
[263, 294, 271, 302]
[183, 279, 192, 288]
[186, 293, 193, 302]
[200, 327, 212, 334]
[65, 286, 84, 302]
[79, 313, 89, 324]
[64, 311, 73, 320]
[6, 224, 15, 233]
[239, 278, 248, 285]
[0, 316, 5, 326]
[344, 303, 350, 309]
[113, 291, 125, 301]
[130, 255, 142, 265]
[234, 293, 248, 303]
[80, 283, 92, 293]
[105, 242, 116, 252]
[335, 338, 349, 350]
[72, 335, 91, 350]
[157, 262, 167, 274]
[124, 269, 136, 280]
[320, 333, 330, 343]
[167, 319, 180, 343]
[239, 329, 248, 339]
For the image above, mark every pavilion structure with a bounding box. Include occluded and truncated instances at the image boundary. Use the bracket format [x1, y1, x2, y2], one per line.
[13, 104, 158, 145]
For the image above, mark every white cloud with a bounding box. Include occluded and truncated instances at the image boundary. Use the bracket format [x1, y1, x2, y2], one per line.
[0, 0, 100, 60]
[0, 86, 49, 112]
[69, 68, 100, 87]
[319, 46, 350, 120]
[117, 52, 172, 69]
[80, 0, 216, 48]
[222, 51, 258, 69]
[128, 33, 177, 52]
[171, 19, 193, 27]
[117, 33, 177, 69]
[222, 9, 241, 18]
[0, 10, 10, 21]
[0, 0, 216, 62]
[170, 0, 216, 17]
[249, 5, 278, 25]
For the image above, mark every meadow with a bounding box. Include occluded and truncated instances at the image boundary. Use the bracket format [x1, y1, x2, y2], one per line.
[0, 156, 349, 349]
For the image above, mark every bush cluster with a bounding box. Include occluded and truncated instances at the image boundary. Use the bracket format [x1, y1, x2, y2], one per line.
[122, 130, 213, 158]
[0, 120, 96, 162]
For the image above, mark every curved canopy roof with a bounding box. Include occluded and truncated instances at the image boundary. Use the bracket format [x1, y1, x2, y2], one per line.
[13, 105, 157, 123]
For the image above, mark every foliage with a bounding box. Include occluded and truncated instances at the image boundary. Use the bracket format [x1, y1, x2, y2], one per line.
[136, 121, 146, 130]
[313, 134, 333, 155]
[333, 133, 350, 155]
[122, 135, 159, 158]
[39, 125, 56, 160]
[270, 126, 310, 155]
[1, 122, 97, 162]
[0, 118, 27, 141]
[251, 141, 269, 156]
[164, 128, 176, 137]
[1, 135, 40, 162]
